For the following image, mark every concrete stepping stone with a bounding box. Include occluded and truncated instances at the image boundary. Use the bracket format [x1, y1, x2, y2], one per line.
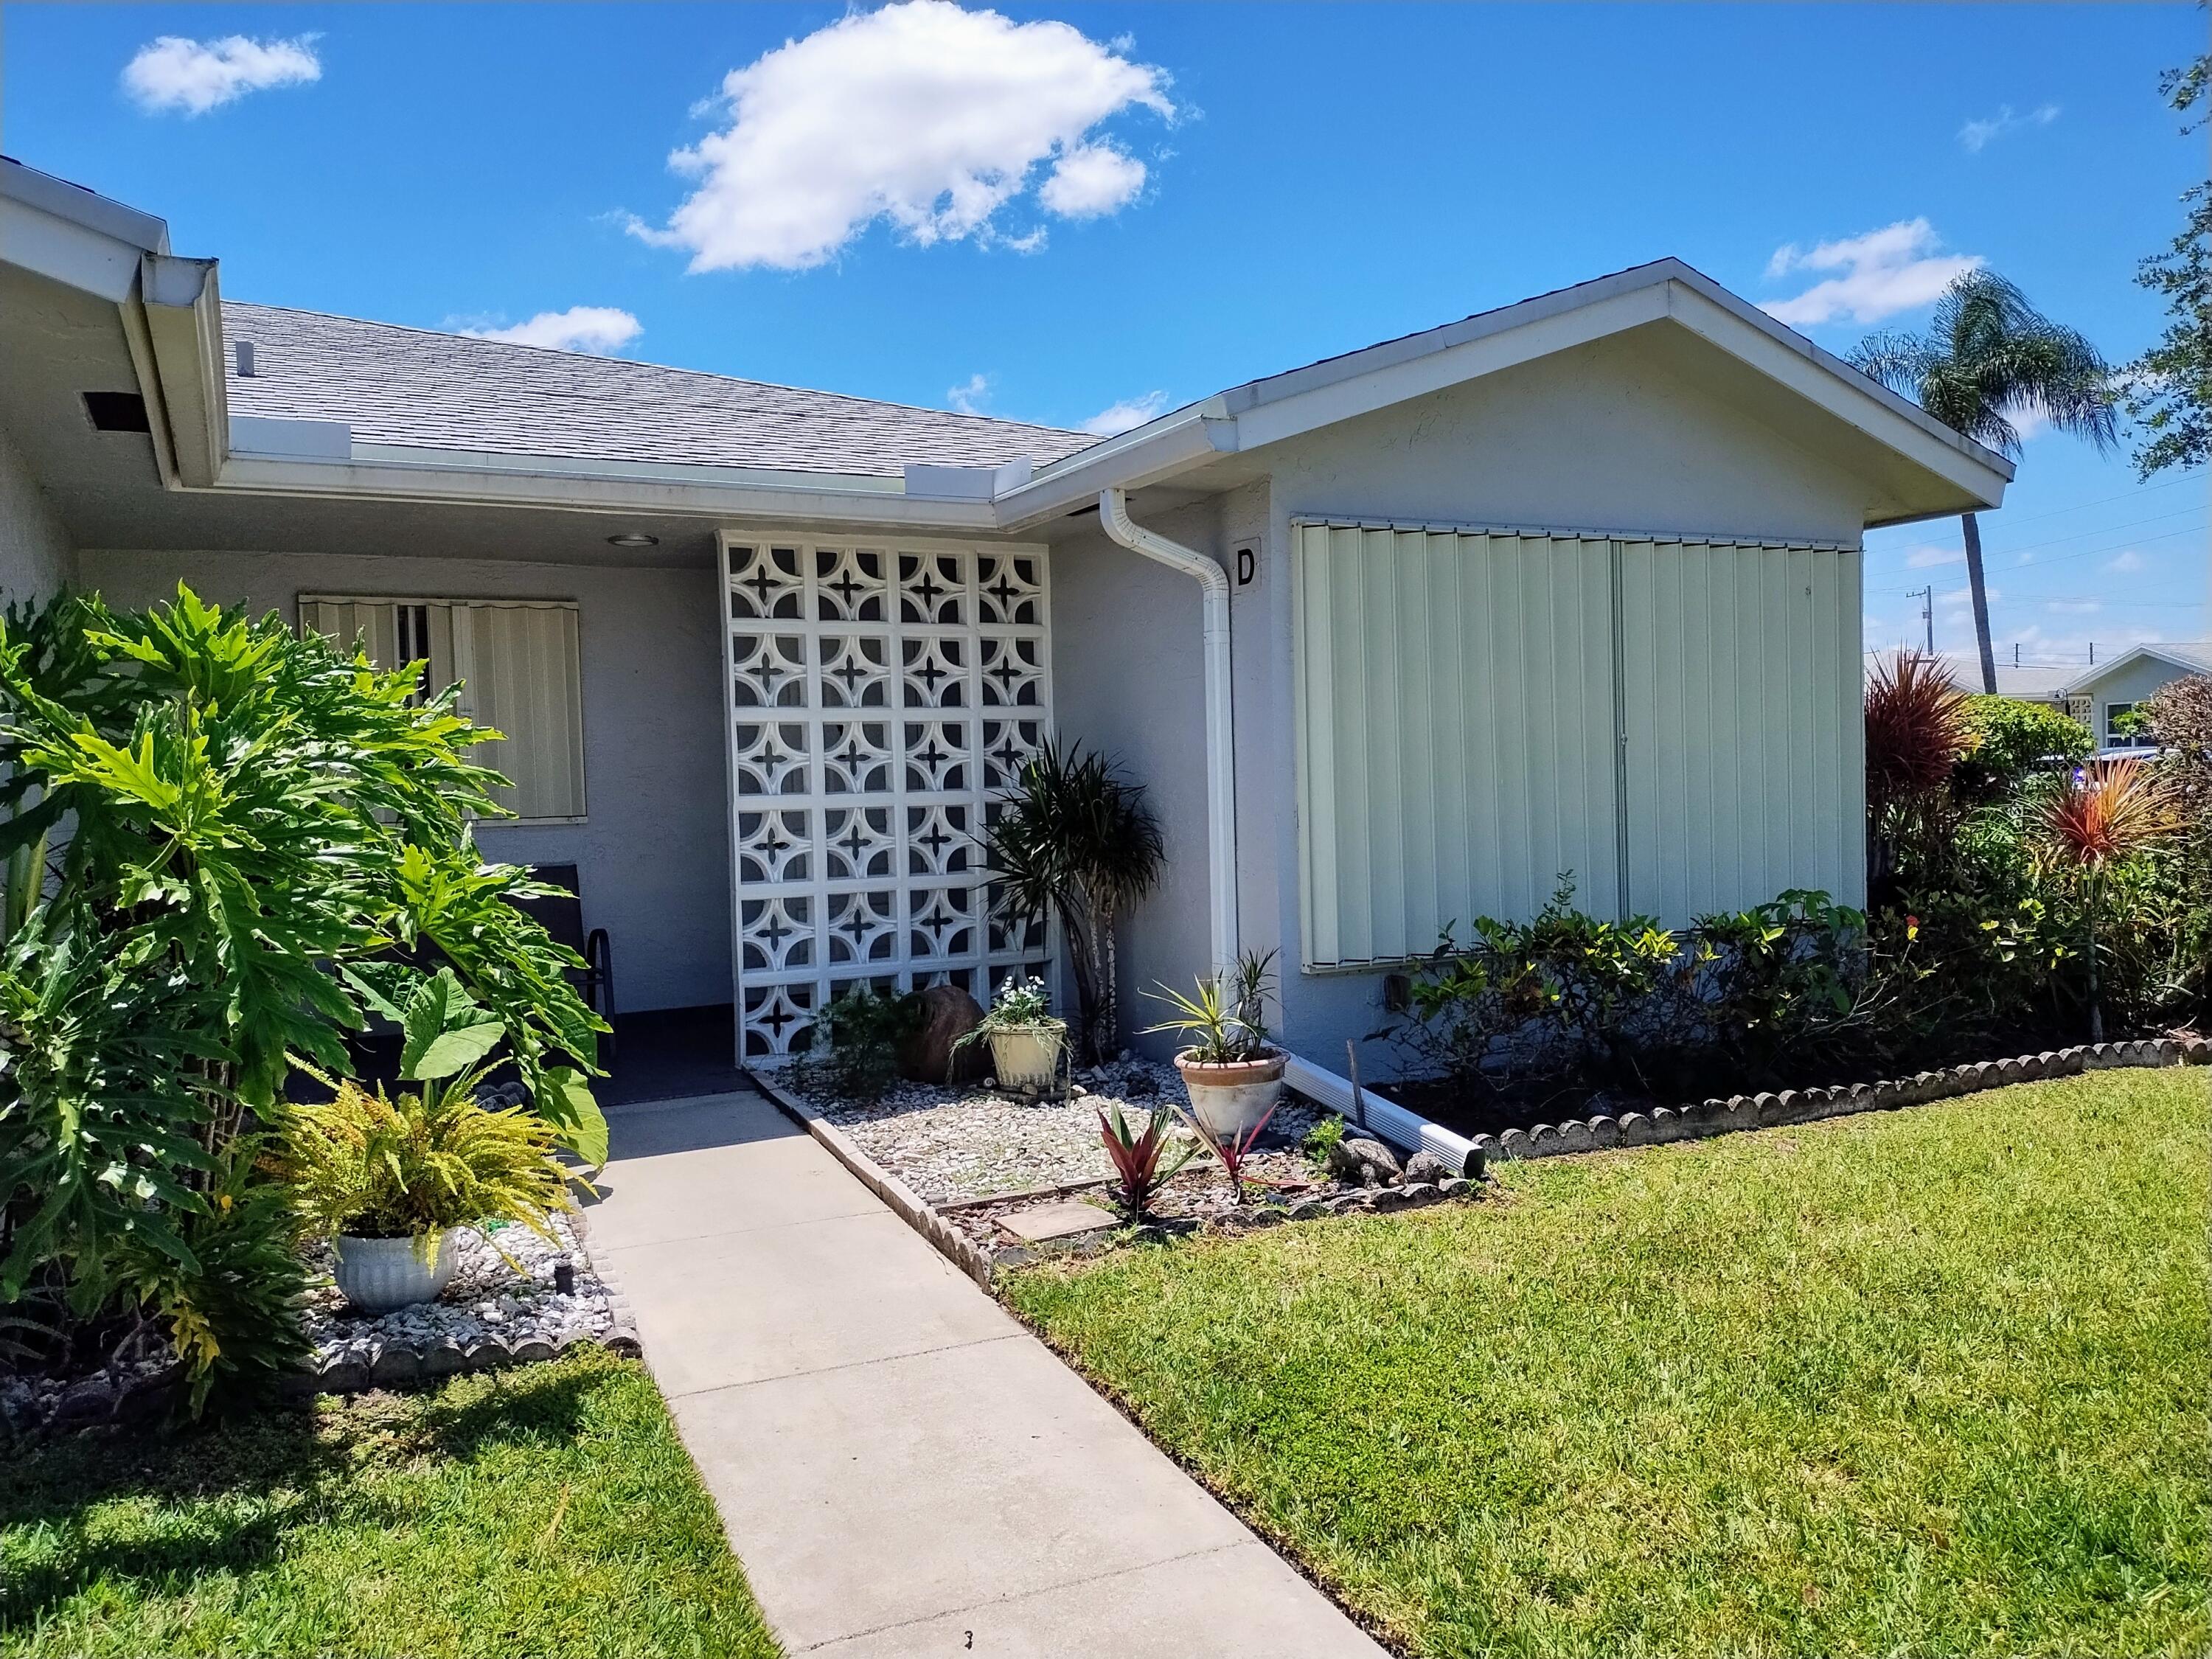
[998, 1200, 1117, 1242]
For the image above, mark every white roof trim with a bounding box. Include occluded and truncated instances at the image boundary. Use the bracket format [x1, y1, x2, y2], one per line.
[995, 260, 2014, 530]
[2054, 642, 2212, 698]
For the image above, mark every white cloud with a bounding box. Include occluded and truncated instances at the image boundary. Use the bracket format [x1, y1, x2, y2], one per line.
[1940, 583, 2000, 607]
[124, 35, 321, 116]
[629, 0, 1172, 273]
[2046, 599, 2101, 614]
[1761, 218, 1983, 327]
[947, 372, 992, 414]
[2001, 403, 2051, 443]
[1038, 143, 1147, 218]
[460, 306, 642, 354]
[1080, 390, 1170, 435]
[1905, 544, 1965, 568]
[2104, 549, 2147, 574]
[1958, 102, 2060, 153]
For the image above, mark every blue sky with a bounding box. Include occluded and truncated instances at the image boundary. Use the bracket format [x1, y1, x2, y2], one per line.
[5, 2, 2203, 662]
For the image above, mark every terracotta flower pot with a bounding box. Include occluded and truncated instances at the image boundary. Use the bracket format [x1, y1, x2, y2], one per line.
[1175, 1049, 1287, 1140]
[988, 1020, 1066, 1093]
[333, 1231, 457, 1313]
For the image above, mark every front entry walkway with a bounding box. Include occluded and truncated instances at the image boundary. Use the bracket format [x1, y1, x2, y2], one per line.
[589, 1091, 1385, 1658]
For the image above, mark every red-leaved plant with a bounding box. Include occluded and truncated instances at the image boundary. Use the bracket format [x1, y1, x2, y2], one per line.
[1097, 1102, 1197, 1222]
[1865, 650, 1972, 811]
[1177, 1099, 1281, 1206]
[2039, 757, 2180, 1040]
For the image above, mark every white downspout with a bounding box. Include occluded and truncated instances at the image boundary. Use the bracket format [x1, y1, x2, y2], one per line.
[1097, 487, 1239, 977]
[1096, 489, 1484, 1176]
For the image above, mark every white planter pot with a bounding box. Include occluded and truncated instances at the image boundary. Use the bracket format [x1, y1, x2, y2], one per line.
[333, 1231, 457, 1313]
[1176, 1051, 1288, 1141]
[989, 1021, 1065, 1093]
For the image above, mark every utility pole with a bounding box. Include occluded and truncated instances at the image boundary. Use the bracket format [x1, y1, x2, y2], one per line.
[1910, 586, 1934, 655]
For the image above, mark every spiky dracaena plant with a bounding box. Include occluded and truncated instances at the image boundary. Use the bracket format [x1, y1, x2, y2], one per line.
[2039, 758, 2182, 1040]
[1864, 651, 1973, 900]
[1849, 272, 2118, 695]
[978, 742, 1163, 1063]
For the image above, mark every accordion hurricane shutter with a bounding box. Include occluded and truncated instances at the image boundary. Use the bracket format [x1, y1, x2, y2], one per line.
[1291, 522, 1863, 970]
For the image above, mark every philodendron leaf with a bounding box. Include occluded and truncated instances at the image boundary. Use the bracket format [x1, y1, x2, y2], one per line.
[538, 1066, 608, 1167]
[400, 968, 503, 1080]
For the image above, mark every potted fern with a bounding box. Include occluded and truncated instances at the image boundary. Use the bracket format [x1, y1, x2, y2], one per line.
[953, 974, 1067, 1095]
[276, 972, 583, 1312]
[1145, 950, 1287, 1139]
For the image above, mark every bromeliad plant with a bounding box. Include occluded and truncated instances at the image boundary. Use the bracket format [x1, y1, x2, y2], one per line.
[0, 588, 606, 1405]
[1096, 1102, 1197, 1222]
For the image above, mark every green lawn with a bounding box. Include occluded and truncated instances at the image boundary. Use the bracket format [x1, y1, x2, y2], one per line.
[0, 1349, 779, 1659]
[1006, 1069, 2208, 1659]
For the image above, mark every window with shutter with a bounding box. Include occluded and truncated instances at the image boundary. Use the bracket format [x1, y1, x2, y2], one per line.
[299, 594, 586, 822]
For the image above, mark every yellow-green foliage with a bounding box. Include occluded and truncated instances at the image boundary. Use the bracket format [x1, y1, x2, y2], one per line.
[276, 1078, 577, 1246]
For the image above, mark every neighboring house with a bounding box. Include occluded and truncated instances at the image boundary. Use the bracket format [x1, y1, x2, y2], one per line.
[2052, 643, 2212, 754]
[1921, 645, 2212, 753]
[0, 156, 2014, 1097]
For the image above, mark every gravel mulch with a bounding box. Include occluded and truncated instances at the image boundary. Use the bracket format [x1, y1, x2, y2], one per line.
[791, 1055, 1329, 1208]
[939, 1142, 1336, 1253]
[302, 1211, 619, 1371]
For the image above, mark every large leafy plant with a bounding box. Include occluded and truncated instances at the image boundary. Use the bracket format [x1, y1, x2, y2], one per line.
[0, 588, 605, 1402]
[276, 974, 579, 1248]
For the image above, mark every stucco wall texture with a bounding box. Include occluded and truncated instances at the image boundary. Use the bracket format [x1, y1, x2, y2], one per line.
[0, 421, 74, 603]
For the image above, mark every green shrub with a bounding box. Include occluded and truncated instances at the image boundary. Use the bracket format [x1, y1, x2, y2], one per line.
[1954, 695, 2094, 801]
[798, 984, 923, 1102]
[0, 588, 605, 1406]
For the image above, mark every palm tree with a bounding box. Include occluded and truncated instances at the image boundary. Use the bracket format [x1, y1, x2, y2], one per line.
[1850, 272, 2118, 694]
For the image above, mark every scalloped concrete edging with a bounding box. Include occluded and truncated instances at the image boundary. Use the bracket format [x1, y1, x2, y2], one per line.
[282, 1207, 643, 1399]
[1478, 1037, 2211, 1166]
[748, 1070, 1000, 1290]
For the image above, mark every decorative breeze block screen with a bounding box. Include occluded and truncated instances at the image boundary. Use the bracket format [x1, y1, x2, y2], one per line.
[722, 535, 1054, 1057]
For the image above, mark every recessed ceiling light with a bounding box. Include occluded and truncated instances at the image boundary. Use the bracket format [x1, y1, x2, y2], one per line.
[606, 532, 659, 548]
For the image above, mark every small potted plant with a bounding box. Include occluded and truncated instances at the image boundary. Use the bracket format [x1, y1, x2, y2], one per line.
[1145, 949, 1287, 1139]
[954, 973, 1067, 1095]
[275, 971, 587, 1312]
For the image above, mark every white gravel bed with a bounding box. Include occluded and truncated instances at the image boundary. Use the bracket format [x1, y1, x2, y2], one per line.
[303, 1210, 617, 1366]
[793, 1055, 1326, 1207]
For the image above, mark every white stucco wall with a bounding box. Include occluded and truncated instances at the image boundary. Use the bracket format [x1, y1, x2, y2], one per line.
[1234, 328, 1874, 1076]
[75, 547, 730, 1012]
[0, 420, 74, 603]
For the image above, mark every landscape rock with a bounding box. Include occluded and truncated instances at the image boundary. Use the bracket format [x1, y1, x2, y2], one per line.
[1327, 1135, 1405, 1187]
[899, 984, 988, 1084]
[1401, 1150, 1452, 1184]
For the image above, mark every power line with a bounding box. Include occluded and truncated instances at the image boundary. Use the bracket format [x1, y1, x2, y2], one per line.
[1868, 501, 2209, 563]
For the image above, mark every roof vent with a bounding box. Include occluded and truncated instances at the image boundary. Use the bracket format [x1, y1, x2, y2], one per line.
[83, 392, 150, 434]
[234, 341, 256, 378]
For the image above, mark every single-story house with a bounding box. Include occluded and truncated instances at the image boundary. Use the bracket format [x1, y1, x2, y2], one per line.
[0, 156, 2016, 1110]
[1927, 644, 2212, 754]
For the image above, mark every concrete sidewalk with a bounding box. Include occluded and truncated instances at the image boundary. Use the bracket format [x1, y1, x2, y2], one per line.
[589, 1091, 1385, 1658]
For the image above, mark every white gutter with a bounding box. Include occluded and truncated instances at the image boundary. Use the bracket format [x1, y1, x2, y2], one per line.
[1097, 488, 1239, 978]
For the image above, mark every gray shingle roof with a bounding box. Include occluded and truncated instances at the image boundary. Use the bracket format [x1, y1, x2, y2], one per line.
[220, 302, 1096, 479]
